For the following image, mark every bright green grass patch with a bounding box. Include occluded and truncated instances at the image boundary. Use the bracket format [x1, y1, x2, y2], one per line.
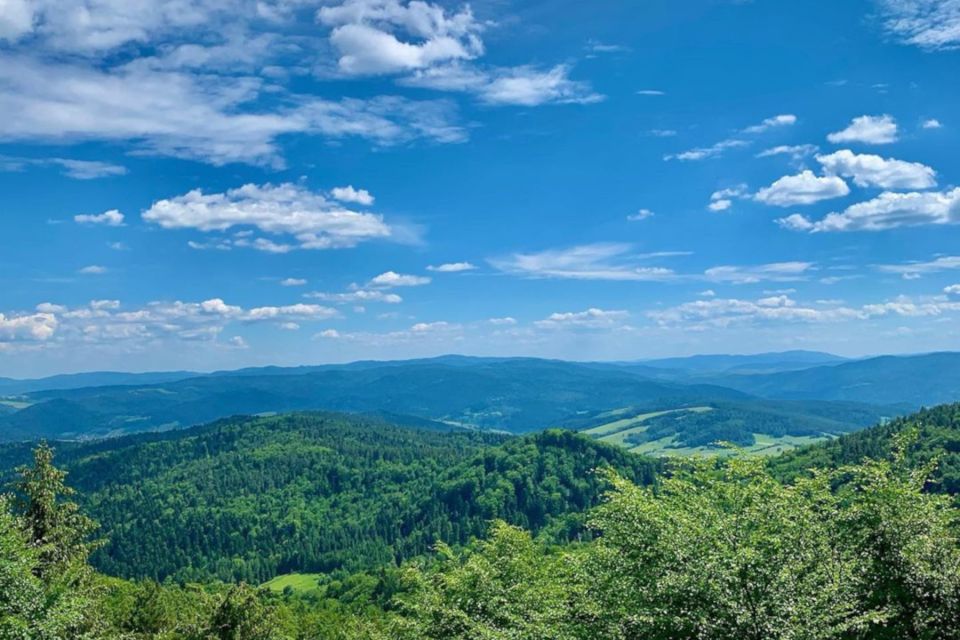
[627, 432, 831, 458]
[262, 573, 324, 594]
[583, 408, 710, 438]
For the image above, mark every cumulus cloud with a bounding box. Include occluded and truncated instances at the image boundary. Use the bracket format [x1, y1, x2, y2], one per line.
[827, 115, 899, 145]
[534, 308, 630, 329]
[318, 0, 485, 75]
[876, 0, 960, 50]
[0, 296, 339, 353]
[280, 278, 307, 287]
[331, 185, 375, 205]
[0, 312, 58, 342]
[368, 271, 431, 287]
[923, 118, 944, 129]
[743, 114, 797, 134]
[491, 243, 676, 281]
[779, 188, 960, 232]
[75, 209, 125, 226]
[709, 185, 749, 212]
[754, 170, 850, 206]
[143, 183, 395, 251]
[488, 316, 517, 325]
[427, 261, 476, 272]
[648, 295, 863, 330]
[816, 149, 937, 189]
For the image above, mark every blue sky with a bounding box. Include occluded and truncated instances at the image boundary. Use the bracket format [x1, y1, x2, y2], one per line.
[1, 0, 959, 377]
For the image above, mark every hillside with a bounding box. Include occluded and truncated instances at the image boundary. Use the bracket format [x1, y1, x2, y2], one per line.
[769, 402, 960, 494]
[709, 352, 960, 406]
[0, 412, 661, 583]
[0, 358, 750, 440]
[0, 355, 923, 444]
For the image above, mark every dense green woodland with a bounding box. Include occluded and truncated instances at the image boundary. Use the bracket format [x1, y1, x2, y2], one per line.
[4, 404, 960, 638]
[0, 413, 661, 583]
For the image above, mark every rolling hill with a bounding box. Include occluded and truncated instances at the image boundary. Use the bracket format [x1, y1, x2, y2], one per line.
[0, 358, 750, 440]
[709, 352, 960, 406]
[0, 412, 662, 583]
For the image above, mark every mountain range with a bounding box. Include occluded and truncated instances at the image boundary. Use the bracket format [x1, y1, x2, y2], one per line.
[1, 351, 958, 450]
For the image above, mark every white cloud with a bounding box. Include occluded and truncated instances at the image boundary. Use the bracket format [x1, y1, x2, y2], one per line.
[699, 289, 716, 297]
[404, 63, 602, 106]
[488, 316, 517, 325]
[757, 144, 819, 160]
[665, 138, 749, 162]
[534, 308, 629, 329]
[228, 336, 249, 349]
[827, 114, 899, 145]
[754, 170, 850, 206]
[75, 209, 125, 226]
[709, 185, 749, 212]
[648, 129, 677, 137]
[0, 312, 58, 342]
[79, 265, 108, 275]
[704, 262, 814, 284]
[331, 185, 375, 205]
[0, 155, 128, 179]
[816, 149, 937, 189]
[923, 118, 944, 129]
[627, 208, 655, 221]
[876, 255, 960, 277]
[306, 289, 403, 304]
[427, 261, 476, 272]
[368, 271, 431, 287]
[491, 243, 676, 281]
[636, 89, 665, 96]
[410, 320, 456, 332]
[876, 0, 960, 50]
[0, 295, 341, 352]
[0, 54, 466, 166]
[52, 159, 128, 179]
[946, 284, 960, 297]
[743, 114, 797, 134]
[143, 183, 395, 251]
[649, 295, 862, 330]
[779, 188, 960, 232]
[280, 278, 307, 287]
[318, 0, 484, 75]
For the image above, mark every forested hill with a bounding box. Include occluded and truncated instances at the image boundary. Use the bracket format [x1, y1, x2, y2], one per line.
[770, 402, 960, 494]
[0, 412, 661, 584]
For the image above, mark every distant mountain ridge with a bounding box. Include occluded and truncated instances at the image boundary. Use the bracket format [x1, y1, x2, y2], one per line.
[2, 351, 959, 446]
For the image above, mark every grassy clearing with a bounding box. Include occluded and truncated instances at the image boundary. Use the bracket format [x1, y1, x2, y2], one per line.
[262, 573, 324, 594]
[583, 408, 710, 438]
[626, 432, 830, 458]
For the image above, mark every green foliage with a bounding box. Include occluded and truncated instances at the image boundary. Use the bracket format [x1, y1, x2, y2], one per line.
[0, 447, 102, 639]
[381, 448, 960, 640]
[771, 402, 960, 495]
[0, 414, 659, 584]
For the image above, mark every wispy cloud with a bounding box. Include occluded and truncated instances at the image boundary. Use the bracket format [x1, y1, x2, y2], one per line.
[490, 243, 677, 281]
